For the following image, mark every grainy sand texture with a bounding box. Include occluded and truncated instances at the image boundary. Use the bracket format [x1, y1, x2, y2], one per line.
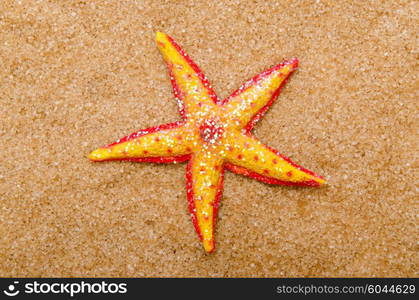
[0, 0, 417, 277]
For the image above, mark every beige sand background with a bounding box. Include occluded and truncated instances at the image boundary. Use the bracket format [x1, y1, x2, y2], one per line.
[0, 0, 417, 277]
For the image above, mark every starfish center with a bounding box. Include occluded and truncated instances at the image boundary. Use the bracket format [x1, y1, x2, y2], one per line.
[199, 119, 225, 144]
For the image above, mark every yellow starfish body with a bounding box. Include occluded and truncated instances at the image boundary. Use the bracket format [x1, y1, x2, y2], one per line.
[89, 32, 325, 253]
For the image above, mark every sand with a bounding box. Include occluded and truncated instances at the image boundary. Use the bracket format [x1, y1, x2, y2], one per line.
[0, 0, 417, 277]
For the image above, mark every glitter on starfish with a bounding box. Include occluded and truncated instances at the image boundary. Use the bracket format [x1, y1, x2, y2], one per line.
[89, 32, 326, 253]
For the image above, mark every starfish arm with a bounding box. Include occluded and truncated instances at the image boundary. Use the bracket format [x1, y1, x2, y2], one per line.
[221, 58, 298, 131]
[88, 122, 193, 163]
[224, 131, 325, 186]
[186, 148, 224, 253]
[156, 32, 219, 119]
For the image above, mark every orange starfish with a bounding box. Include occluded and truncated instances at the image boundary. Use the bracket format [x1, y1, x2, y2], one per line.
[89, 32, 325, 253]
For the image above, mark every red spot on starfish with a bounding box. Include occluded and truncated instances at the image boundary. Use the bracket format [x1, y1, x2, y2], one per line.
[199, 119, 224, 143]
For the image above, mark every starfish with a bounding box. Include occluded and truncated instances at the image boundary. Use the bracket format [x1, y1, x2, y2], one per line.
[89, 32, 326, 253]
